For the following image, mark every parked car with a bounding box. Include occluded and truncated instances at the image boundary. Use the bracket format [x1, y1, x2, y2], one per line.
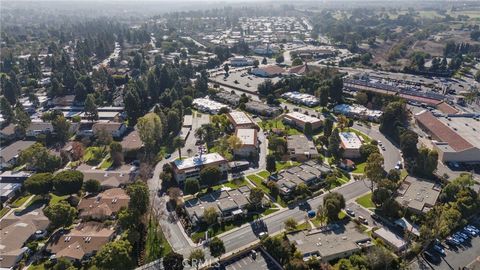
[433, 245, 445, 256]
[358, 216, 368, 225]
[446, 237, 459, 246]
[346, 209, 355, 217]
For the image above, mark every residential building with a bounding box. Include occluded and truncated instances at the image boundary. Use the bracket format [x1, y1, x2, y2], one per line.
[0, 170, 32, 183]
[213, 91, 241, 107]
[250, 65, 285, 77]
[0, 140, 36, 170]
[339, 132, 362, 159]
[395, 176, 441, 214]
[333, 104, 383, 122]
[0, 182, 22, 202]
[26, 121, 53, 137]
[273, 160, 331, 196]
[0, 206, 50, 269]
[0, 123, 17, 141]
[92, 122, 127, 139]
[120, 129, 143, 154]
[229, 56, 254, 66]
[286, 223, 371, 262]
[415, 110, 480, 163]
[288, 64, 310, 76]
[80, 170, 133, 188]
[286, 134, 319, 162]
[234, 129, 258, 158]
[78, 188, 130, 220]
[281, 92, 318, 107]
[46, 222, 115, 261]
[192, 98, 229, 114]
[171, 153, 228, 185]
[227, 111, 258, 130]
[244, 100, 281, 117]
[372, 228, 407, 252]
[184, 186, 251, 225]
[283, 112, 322, 130]
[51, 95, 76, 107]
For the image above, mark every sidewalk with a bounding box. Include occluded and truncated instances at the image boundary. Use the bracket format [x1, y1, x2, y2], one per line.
[0, 195, 35, 221]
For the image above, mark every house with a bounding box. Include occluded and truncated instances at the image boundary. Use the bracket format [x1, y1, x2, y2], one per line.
[286, 134, 319, 162]
[184, 186, 251, 225]
[120, 129, 143, 155]
[0, 182, 22, 202]
[250, 65, 285, 77]
[395, 176, 441, 214]
[78, 188, 130, 220]
[51, 95, 76, 107]
[92, 122, 127, 139]
[79, 170, 133, 188]
[0, 123, 17, 141]
[339, 159, 356, 171]
[192, 98, 229, 114]
[372, 228, 407, 252]
[227, 111, 258, 130]
[283, 112, 323, 130]
[234, 129, 258, 158]
[274, 161, 331, 196]
[26, 121, 53, 137]
[46, 222, 115, 261]
[288, 63, 310, 76]
[171, 153, 228, 185]
[0, 170, 32, 184]
[76, 122, 94, 137]
[0, 140, 36, 169]
[213, 91, 241, 107]
[229, 56, 254, 66]
[0, 205, 50, 269]
[281, 91, 318, 107]
[286, 223, 371, 262]
[244, 100, 281, 117]
[339, 132, 363, 159]
[415, 110, 480, 163]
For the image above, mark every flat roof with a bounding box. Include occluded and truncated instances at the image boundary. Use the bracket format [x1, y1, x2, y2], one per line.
[228, 111, 255, 126]
[287, 134, 318, 155]
[339, 132, 362, 149]
[395, 176, 440, 213]
[0, 141, 36, 162]
[173, 153, 227, 171]
[373, 228, 407, 250]
[236, 128, 257, 146]
[285, 112, 322, 124]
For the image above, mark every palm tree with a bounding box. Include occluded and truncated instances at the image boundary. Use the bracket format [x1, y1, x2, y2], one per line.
[173, 137, 185, 159]
[194, 127, 205, 143]
[337, 115, 348, 131]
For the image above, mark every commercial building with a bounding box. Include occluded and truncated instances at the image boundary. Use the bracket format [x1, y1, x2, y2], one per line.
[286, 134, 319, 162]
[192, 98, 229, 114]
[273, 160, 331, 196]
[234, 128, 258, 158]
[395, 176, 441, 214]
[283, 112, 322, 130]
[333, 104, 383, 122]
[46, 222, 115, 261]
[212, 91, 241, 107]
[288, 64, 310, 76]
[78, 188, 130, 220]
[339, 132, 363, 159]
[286, 223, 371, 262]
[415, 111, 480, 163]
[250, 65, 285, 77]
[0, 206, 50, 269]
[281, 92, 318, 107]
[171, 153, 228, 185]
[229, 56, 254, 66]
[184, 186, 251, 225]
[227, 111, 258, 129]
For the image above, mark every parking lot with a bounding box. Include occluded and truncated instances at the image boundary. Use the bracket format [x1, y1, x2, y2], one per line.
[215, 248, 281, 270]
[210, 67, 281, 94]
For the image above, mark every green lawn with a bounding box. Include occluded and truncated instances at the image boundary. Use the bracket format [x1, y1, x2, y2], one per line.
[259, 119, 301, 135]
[276, 161, 301, 172]
[262, 208, 280, 216]
[98, 156, 113, 170]
[352, 162, 366, 174]
[28, 262, 46, 270]
[400, 169, 408, 180]
[224, 177, 248, 189]
[0, 207, 10, 218]
[355, 193, 375, 209]
[247, 174, 287, 207]
[83, 147, 106, 166]
[49, 193, 68, 206]
[296, 222, 311, 231]
[257, 170, 270, 179]
[11, 194, 33, 208]
[349, 128, 372, 143]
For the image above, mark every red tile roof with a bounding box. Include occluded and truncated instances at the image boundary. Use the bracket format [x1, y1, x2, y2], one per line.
[415, 111, 473, 152]
[436, 102, 459, 114]
[259, 65, 285, 76]
[289, 64, 309, 75]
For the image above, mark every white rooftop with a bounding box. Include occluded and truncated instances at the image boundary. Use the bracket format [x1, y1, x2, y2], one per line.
[285, 112, 322, 124]
[173, 153, 226, 171]
[236, 128, 257, 146]
[228, 111, 255, 126]
[339, 132, 363, 149]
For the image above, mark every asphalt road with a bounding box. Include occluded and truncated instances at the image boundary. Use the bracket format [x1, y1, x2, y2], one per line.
[352, 123, 401, 171]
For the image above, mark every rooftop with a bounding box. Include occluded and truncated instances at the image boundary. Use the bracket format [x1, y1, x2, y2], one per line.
[287, 134, 318, 156]
[173, 153, 227, 171]
[373, 228, 407, 250]
[78, 188, 130, 219]
[285, 112, 322, 124]
[228, 111, 256, 126]
[0, 140, 36, 163]
[236, 128, 257, 146]
[339, 132, 362, 149]
[395, 176, 441, 213]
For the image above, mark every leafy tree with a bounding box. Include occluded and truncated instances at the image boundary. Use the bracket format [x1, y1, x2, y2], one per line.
[262, 57, 267, 65]
[124, 87, 143, 126]
[18, 143, 62, 172]
[323, 192, 345, 222]
[262, 236, 294, 265]
[184, 179, 200, 195]
[52, 257, 73, 270]
[137, 112, 163, 153]
[167, 110, 181, 135]
[355, 92, 368, 105]
[399, 130, 418, 159]
[276, 55, 284, 64]
[94, 240, 134, 270]
[0, 97, 14, 124]
[359, 144, 379, 161]
[84, 179, 101, 193]
[364, 153, 385, 192]
[284, 217, 298, 230]
[52, 115, 71, 142]
[84, 94, 98, 121]
[318, 85, 329, 107]
[163, 252, 184, 270]
[74, 81, 87, 101]
[379, 101, 408, 142]
[249, 187, 264, 209]
[24, 173, 53, 195]
[323, 118, 333, 138]
[327, 128, 341, 159]
[223, 63, 229, 75]
[188, 249, 205, 270]
[14, 106, 31, 137]
[329, 76, 343, 104]
[109, 141, 123, 167]
[292, 58, 303, 66]
[199, 166, 222, 187]
[53, 170, 84, 195]
[209, 237, 225, 258]
[372, 187, 391, 207]
[413, 147, 438, 177]
[365, 246, 398, 270]
[304, 122, 313, 137]
[253, 59, 259, 68]
[203, 206, 219, 225]
[43, 201, 77, 228]
[126, 181, 149, 216]
[173, 136, 185, 159]
[266, 154, 276, 174]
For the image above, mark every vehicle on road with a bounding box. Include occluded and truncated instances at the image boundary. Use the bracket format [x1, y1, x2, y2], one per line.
[307, 210, 316, 218]
[165, 154, 171, 159]
[358, 216, 368, 225]
[346, 209, 355, 217]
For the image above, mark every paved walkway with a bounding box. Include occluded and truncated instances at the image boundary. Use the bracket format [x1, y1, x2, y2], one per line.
[0, 195, 35, 221]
